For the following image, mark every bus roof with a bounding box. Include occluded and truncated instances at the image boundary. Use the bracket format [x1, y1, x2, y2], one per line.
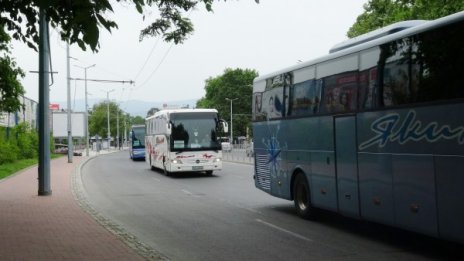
[328, 20, 427, 53]
[253, 11, 464, 88]
[146, 108, 219, 120]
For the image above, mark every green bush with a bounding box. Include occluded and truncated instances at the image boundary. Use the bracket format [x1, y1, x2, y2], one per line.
[0, 142, 20, 164]
[13, 123, 39, 159]
[0, 123, 56, 164]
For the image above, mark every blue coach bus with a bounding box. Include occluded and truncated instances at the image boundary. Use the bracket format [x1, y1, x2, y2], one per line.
[252, 11, 464, 244]
[129, 124, 146, 160]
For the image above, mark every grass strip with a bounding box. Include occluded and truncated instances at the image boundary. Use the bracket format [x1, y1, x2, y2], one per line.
[0, 154, 64, 180]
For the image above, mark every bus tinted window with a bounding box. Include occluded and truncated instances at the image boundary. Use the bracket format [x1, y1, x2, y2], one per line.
[359, 47, 380, 109]
[413, 20, 464, 103]
[169, 112, 221, 151]
[131, 127, 145, 148]
[318, 54, 358, 113]
[289, 79, 321, 116]
[366, 19, 464, 108]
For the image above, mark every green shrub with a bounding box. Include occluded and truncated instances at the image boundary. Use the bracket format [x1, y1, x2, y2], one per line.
[0, 142, 20, 165]
[0, 123, 55, 163]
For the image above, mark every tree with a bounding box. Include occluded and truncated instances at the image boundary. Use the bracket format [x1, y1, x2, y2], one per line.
[130, 115, 145, 125]
[348, 0, 464, 38]
[88, 101, 127, 139]
[196, 68, 258, 140]
[146, 107, 160, 118]
[0, 23, 24, 113]
[1, 0, 259, 52]
[0, 0, 260, 114]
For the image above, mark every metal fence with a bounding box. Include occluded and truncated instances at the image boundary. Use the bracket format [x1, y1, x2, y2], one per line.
[222, 148, 254, 165]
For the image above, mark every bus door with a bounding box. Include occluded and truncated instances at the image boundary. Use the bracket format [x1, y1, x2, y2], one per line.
[334, 115, 360, 218]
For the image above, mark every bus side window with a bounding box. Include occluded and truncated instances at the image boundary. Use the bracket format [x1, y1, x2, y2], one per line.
[318, 54, 358, 114]
[289, 79, 320, 116]
[359, 47, 380, 110]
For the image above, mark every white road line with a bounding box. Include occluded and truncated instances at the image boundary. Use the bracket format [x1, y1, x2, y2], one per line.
[181, 189, 201, 197]
[181, 189, 193, 196]
[152, 177, 161, 182]
[256, 219, 313, 242]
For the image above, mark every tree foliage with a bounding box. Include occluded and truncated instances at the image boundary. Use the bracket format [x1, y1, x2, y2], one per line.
[196, 68, 258, 139]
[88, 101, 127, 139]
[0, 0, 259, 116]
[130, 115, 145, 125]
[146, 107, 160, 118]
[348, 0, 464, 38]
[0, 123, 39, 164]
[0, 0, 259, 52]
[0, 23, 25, 113]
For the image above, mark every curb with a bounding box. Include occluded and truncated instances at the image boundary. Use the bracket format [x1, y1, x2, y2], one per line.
[71, 152, 169, 261]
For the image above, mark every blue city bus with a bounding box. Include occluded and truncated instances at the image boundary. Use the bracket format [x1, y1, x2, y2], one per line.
[129, 124, 146, 160]
[252, 11, 464, 244]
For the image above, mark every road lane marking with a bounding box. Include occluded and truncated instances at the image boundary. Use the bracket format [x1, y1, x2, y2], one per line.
[181, 189, 193, 195]
[256, 219, 313, 242]
[181, 189, 201, 198]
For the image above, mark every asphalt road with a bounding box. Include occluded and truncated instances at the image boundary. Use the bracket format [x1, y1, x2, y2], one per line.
[81, 151, 463, 261]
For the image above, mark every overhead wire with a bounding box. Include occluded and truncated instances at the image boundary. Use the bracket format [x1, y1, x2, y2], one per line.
[134, 43, 174, 90]
[133, 8, 195, 91]
[132, 37, 161, 82]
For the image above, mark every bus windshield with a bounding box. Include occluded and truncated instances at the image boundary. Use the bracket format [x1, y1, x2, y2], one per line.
[169, 112, 221, 151]
[131, 126, 145, 149]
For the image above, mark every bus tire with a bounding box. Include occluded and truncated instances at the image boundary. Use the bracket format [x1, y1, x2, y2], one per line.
[293, 172, 314, 219]
[205, 170, 213, 176]
[163, 164, 170, 176]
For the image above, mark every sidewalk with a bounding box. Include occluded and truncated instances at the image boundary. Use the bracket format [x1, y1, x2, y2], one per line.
[0, 149, 147, 261]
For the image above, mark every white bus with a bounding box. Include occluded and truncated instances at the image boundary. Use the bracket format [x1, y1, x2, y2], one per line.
[145, 109, 228, 176]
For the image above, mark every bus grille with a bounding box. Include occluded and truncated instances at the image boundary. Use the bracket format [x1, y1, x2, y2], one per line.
[255, 154, 270, 191]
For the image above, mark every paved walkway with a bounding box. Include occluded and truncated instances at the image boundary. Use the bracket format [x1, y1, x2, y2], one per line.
[0, 150, 147, 261]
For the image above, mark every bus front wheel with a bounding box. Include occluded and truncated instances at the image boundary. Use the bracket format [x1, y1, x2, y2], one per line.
[293, 172, 314, 219]
[163, 164, 170, 176]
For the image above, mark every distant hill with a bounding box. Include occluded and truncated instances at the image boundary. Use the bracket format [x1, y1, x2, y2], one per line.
[52, 98, 199, 117]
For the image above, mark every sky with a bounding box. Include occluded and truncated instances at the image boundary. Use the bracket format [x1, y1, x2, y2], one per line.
[11, 0, 367, 111]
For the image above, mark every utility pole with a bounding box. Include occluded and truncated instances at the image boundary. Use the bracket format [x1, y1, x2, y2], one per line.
[116, 108, 120, 150]
[66, 44, 73, 163]
[68, 78, 133, 152]
[124, 115, 127, 148]
[74, 64, 95, 157]
[103, 89, 115, 151]
[225, 97, 238, 146]
[38, 8, 51, 196]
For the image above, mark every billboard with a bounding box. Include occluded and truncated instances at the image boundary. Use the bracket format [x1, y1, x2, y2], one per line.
[52, 112, 85, 138]
[49, 103, 60, 111]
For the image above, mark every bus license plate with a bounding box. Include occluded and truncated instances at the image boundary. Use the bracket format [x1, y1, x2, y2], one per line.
[192, 166, 203, 171]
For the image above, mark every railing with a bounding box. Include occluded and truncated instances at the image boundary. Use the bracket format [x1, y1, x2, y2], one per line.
[222, 148, 254, 165]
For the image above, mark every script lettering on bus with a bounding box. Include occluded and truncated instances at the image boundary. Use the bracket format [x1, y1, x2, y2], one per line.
[359, 110, 464, 150]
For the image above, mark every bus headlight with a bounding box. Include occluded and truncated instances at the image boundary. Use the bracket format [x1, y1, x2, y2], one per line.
[214, 158, 221, 162]
[172, 159, 182, 164]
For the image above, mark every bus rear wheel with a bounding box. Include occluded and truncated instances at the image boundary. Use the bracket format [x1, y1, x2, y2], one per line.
[293, 172, 314, 219]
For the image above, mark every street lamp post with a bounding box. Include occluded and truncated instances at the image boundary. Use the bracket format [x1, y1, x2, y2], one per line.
[75, 64, 95, 157]
[116, 107, 120, 150]
[225, 97, 238, 146]
[103, 89, 115, 151]
[66, 44, 73, 163]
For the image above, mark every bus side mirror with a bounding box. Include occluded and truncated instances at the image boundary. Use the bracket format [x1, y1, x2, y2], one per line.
[166, 123, 172, 135]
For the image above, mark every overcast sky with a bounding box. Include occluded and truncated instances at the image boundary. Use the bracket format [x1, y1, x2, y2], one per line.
[11, 0, 367, 109]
